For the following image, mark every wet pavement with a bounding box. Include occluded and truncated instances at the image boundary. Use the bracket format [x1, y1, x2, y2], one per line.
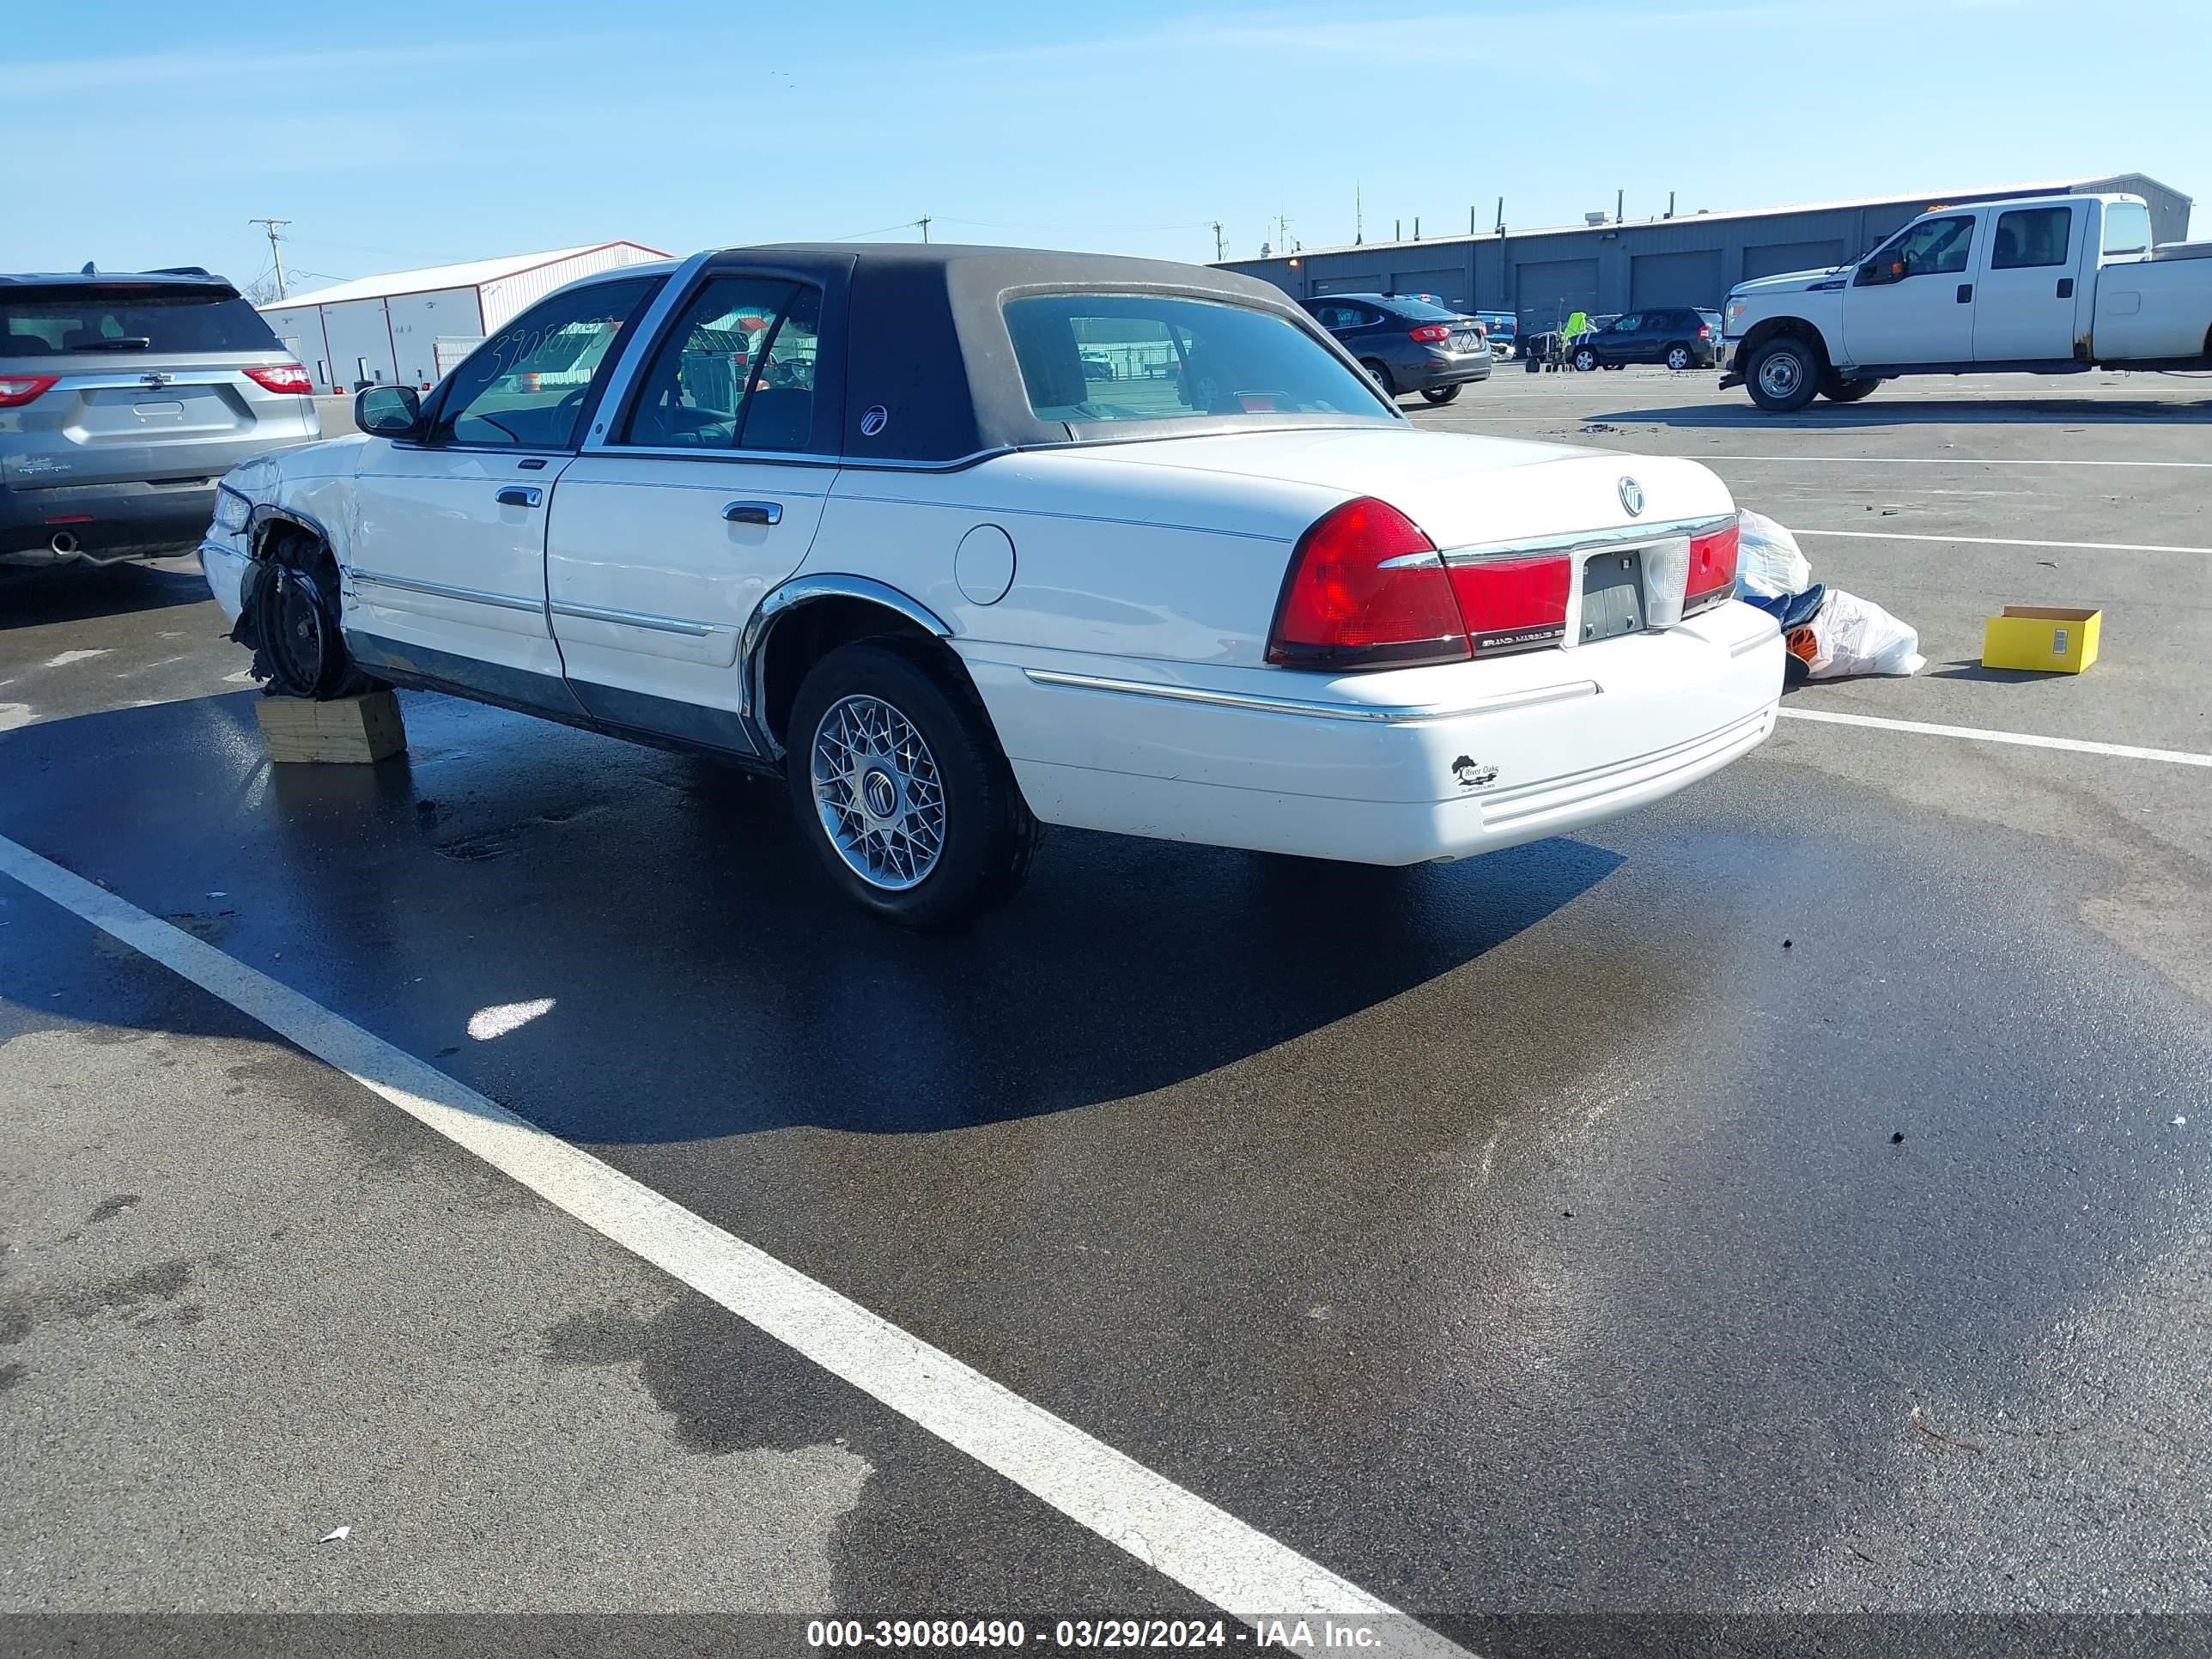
[4, 369, 2209, 1646]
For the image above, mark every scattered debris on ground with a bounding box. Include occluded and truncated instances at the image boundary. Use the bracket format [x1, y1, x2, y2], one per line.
[1738, 509, 1925, 680]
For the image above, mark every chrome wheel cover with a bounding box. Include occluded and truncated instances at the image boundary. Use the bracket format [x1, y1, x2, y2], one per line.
[810, 694, 945, 890]
[1758, 351, 1802, 398]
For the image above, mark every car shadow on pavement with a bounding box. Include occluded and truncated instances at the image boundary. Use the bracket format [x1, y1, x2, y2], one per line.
[1589, 396, 2212, 430]
[1, 689, 1626, 1145]
[0, 562, 213, 631]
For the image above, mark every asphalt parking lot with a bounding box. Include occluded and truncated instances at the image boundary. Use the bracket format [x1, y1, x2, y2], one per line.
[4, 366, 2209, 1655]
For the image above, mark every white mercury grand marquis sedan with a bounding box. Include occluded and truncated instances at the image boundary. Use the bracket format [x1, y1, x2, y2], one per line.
[202, 245, 1784, 927]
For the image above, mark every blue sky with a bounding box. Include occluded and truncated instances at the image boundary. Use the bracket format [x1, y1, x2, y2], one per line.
[14, 0, 2207, 295]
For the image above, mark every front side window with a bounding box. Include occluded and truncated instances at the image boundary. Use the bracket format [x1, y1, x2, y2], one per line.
[1610, 313, 1643, 333]
[1004, 294, 1390, 426]
[618, 277, 821, 452]
[1871, 215, 1977, 280]
[1992, 207, 2071, 270]
[432, 276, 657, 448]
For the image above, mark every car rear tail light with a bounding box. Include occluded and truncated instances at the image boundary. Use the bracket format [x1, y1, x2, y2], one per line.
[1697, 323, 1712, 339]
[1447, 556, 1571, 654]
[0, 374, 58, 408]
[1683, 518, 1741, 612]
[1407, 323, 1453, 343]
[244, 362, 313, 395]
[1267, 498, 1469, 669]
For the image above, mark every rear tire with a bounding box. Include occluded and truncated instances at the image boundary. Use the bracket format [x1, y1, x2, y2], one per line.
[1361, 358, 1398, 399]
[1665, 344, 1692, 370]
[251, 534, 379, 700]
[785, 640, 1038, 929]
[1745, 337, 1820, 412]
[1820, 374, 1881, 403]
[1419, 384, 1461, 405]
[1571, 345, 1598, 372]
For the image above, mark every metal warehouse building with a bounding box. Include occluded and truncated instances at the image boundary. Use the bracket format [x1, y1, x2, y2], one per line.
[258, 241, 668, 396]
[1220, 174, 2191, 337]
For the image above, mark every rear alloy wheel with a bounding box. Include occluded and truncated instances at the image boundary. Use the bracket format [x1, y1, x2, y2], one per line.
[1419, 384, 1461, 405]
[1820, 374, 1881, 403]
[1571, 345, 1598, 372]
[787, 641, 1037, 928]
[1361, 359, 1398, 399]
[1665, 344, 1693, 370]
[1745, 337, 1820, 412]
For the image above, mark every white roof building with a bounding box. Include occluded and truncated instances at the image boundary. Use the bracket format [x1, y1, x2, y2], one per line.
[258, 240, 669, 394]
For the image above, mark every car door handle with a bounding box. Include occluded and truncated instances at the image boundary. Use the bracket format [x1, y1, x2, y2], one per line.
[721, 500, 782, 526]
[495, 486, 542, 508]
[1956, 283, 1973, 303]
[2057, 277, 2075, 299]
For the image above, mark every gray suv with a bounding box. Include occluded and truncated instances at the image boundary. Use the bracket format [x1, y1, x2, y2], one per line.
[2, 268, 319, 568]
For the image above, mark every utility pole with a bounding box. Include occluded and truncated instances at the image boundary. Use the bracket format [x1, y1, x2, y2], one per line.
[1355, 184, 1363, 245]
[1211, 221, 1224, 260]
[1615, 187, 1624, 224]
[917, 216, 931, 244]
[248, 216, 291, 300]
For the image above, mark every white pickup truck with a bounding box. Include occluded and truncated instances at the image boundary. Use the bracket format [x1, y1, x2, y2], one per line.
[1718, 193, 2212, 410]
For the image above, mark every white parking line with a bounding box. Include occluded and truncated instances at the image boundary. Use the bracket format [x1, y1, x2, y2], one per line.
[1699, 454, 2212, 470]
[1778, 708, 2212, 768]
[1794, 528, 2212, 556]
[0, 832, 1463, 1656]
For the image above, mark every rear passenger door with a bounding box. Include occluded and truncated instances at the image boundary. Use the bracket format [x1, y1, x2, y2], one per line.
[1972, 203, 2086, 362]
[547, 265, 845, 751]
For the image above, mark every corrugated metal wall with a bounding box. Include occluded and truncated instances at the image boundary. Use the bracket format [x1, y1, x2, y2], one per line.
[1630, 249, 1724, 308]
[1225, 173, 2194, 319]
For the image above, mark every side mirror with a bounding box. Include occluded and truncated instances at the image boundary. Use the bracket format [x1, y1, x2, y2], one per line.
[356, 384, 425, 440]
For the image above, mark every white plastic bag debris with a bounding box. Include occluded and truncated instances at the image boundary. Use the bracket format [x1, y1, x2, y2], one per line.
[319, 1526, 350, 1543]
[1808, 589, 1926, 678]
[1736, 509, 1814, 599]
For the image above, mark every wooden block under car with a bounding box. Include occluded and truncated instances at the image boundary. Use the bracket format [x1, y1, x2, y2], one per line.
[1982, 605, 2102, 674]
[253, 690, 408, 763]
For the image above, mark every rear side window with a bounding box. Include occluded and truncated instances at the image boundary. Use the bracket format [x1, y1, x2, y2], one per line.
[2101, 201, 2152, 258]
[1004, 294, 1390, 426]
[1, 284, 281, 356]
[1991, 207, 2071, 270]
[618, 276, 822, 453]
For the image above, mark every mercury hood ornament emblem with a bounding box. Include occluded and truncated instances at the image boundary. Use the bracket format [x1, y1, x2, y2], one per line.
[1618, 476, 1644, 516]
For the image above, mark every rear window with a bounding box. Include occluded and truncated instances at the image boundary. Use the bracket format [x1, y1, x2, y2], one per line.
[1004, 293, 1390, 426]
[2101, 201, 2152, 258]
[1382, 297, 1462, 322]
[1, 284, 282, 356]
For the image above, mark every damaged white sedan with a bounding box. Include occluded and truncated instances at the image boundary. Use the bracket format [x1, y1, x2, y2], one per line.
[202, 244, 1783, 927]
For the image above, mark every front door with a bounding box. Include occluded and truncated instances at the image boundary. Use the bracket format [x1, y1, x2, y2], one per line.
[341, 275, 661, 708]
[1841, 212, 1979, 367]
[547, 275, 834, 750]
[1972, 203, 2085, 362]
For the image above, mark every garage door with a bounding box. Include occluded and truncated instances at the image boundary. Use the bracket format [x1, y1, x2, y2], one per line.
[1311, 274, 1384, 296]
[1514, 258, 1599, 335]
[1630, 249, 1724, 310]
[1742, 240, 1850, 281]
[1389, 267, 1469, 309]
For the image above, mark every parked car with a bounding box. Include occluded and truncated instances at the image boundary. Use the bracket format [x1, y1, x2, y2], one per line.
[1473, 311, 1517, 361]
[1299, 293, 1492, 404]
[2, 267, 319, 568]
[203, 246, 1780, 927]
[1721, 192, 2212, 410]
[1568, 307, 1723, 372]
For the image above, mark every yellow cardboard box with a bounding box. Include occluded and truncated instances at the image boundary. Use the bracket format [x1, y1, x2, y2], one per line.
[1982, 606, 2101, 674]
